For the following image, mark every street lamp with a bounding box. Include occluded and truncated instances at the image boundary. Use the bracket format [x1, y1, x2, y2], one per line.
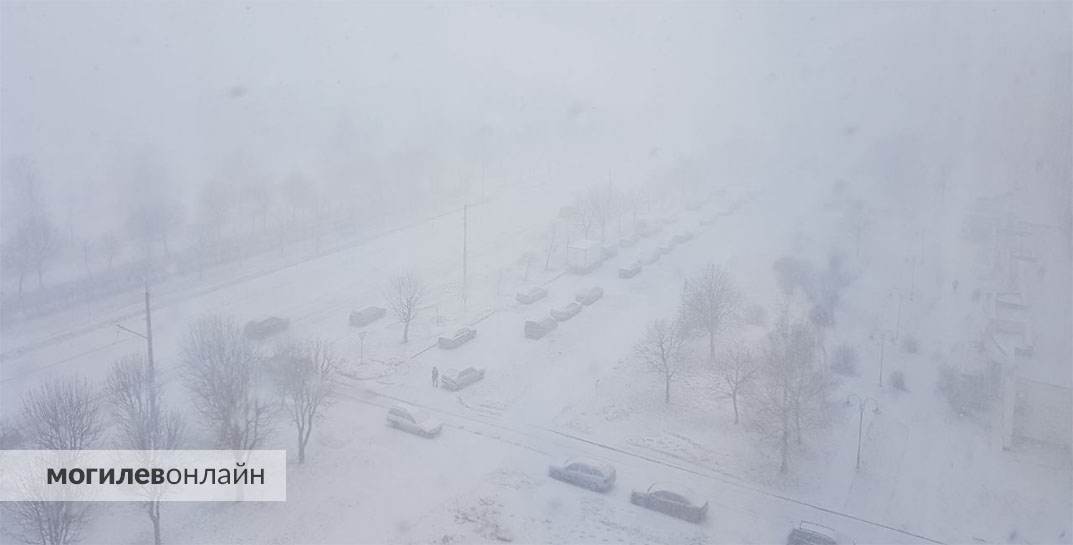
[846, 394, 880, 470]
[357, 331, 368, 365]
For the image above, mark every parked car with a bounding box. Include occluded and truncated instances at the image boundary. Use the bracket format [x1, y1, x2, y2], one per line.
[349, 305, 386, 327]
[658, 239, 675, 255]
[630, 483, 708, 523]
[244, 316, 290, 340]
[699, 213, 719, 226]
[619, 233, 640, 248]
[786, 522, 843, 545]
[550, 301, 582, 321]
[575, 286, 603, 305]
[438, 327, 476, 349]
[672, 230, 694, 244]
[548, 458, 616, 492]
[618, 260, 642, 279]
[601, 244, 619, 260]
[440, 366, 485, 391]
[386, 405, 442, 438]
[525, 317, 557, 339]
[516, 286, 548, 304]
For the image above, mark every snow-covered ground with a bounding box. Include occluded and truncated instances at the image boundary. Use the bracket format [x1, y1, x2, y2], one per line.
[5, 174, 1066, 545]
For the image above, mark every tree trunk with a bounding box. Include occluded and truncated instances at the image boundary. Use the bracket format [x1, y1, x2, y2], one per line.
[708, 330, 716, 361]
[664, 375, 671, 404]
[148, 500, 162, 545]
[732, 392, 740, 424]
[402, 319, 410, 344]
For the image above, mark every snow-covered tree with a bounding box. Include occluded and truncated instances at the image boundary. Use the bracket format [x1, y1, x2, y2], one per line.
[680, 264, 742, 361]
[751, 300, 836, 473]
[107, 355, 183, 545]
[718, 341, 759, 424]
[180, 315, 274, 451]
[635, 318, 689, 404]
[271, 340, 340, 464]
[4, 377, 102, 545]
[384, 273, 426, 344]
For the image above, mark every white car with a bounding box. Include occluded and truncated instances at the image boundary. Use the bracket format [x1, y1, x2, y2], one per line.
[550, 301, 582, 321]
[386, 405, 443, 438]
[440, 366, 485, 391]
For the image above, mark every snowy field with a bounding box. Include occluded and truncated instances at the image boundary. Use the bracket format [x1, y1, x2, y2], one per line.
[2, 3, 1070, 545]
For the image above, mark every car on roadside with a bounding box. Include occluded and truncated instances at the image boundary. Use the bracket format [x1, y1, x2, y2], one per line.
[524, 317, 557, 339]
[630, 483, 708, 523]
[548, 458, 616, 492]
[672, 230, 694, 244]
[550, 301, 582, 321]
[658, 238, 675, 255]
[619, 233, 640, 248]
[440, 366, 485, 391]
[601, 244, 619, 260]
[349, 306, 386, 327]
[618, 260, 642, 279]
[516, 286, 548, 304]
[786, 522, 846, 545]
[244, 316, 290, 340]
[575, 286, 603, 305]
[386, 405, 442, 438]
[438, 327, 476, 349]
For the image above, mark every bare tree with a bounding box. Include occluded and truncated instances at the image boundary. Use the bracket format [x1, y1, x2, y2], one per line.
[106, 355, 183, 545]
[719, 341, 759, 424]
[4, 377, 102, 545]
[542, 222, 558, 271]
[3, 215, 61, 293]
[680, 265, 742, 361]
[271, 340, 341, 464]
[844, 199, 868, 259]
[750, 301, 835, 473]
[180, 315, 274, 451]
[635, 319, 689, 404]
[384, 273, 426, 344]
[99, 233, 121, 272]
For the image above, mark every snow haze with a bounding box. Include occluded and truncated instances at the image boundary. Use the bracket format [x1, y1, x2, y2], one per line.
[1, 3, 1070, 545]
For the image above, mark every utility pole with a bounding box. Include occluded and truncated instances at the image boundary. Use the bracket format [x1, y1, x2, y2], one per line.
[846, 394, 879, 470]
[115, 278, 158, 447]
[878, 331, 886, 388]
[357, 331, 367, 365]
[462, 203, 468, 309]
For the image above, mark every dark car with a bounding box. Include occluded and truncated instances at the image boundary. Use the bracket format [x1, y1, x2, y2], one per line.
[575, 286, 603, 306]
[516, 286, 548, 305]
[550, 301, 582, 322]
[548, 458, 616, 492]
[630, 483, 708, 523]
[619, 260, 642, 279]
[786, 522, 843, 545]
[440, 366, 485, 391]
[349, 306, 386, 327]
[525, 317, 557, 339]
[438, 327, 476, 349]
[244, 317, 290, 340]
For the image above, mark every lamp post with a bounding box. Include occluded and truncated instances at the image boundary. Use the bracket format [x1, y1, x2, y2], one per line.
[846, 394, 880, 470]
[357, 331, 368, 365]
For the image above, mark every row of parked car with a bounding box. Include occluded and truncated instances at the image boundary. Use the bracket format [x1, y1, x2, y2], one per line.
[384, 406, 846, 542]
[522, 285, 604, 339]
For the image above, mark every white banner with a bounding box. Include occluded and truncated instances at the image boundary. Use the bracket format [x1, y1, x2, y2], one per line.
[0, 450, 286, 502]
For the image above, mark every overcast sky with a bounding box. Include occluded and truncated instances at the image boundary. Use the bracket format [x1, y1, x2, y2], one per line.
[2, 2, 1069, 231]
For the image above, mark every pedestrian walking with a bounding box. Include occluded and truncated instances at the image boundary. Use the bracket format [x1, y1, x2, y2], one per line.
[432, 366, 439, 387]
